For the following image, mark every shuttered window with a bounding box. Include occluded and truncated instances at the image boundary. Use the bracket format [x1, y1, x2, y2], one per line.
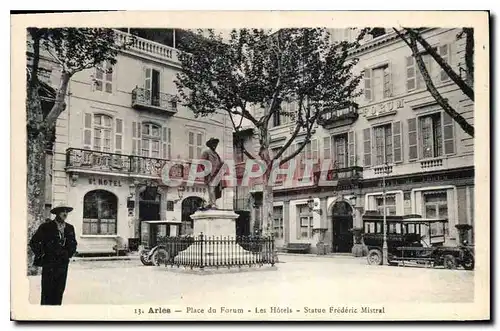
[438, 44, 450, 82]
[162, 127, 171, 159]
[115, 118, 123, 154]
[363, 128, 371, 167]
[406, 56, 416, 91]
[189, 131, 204, 159]
[83, 113, 92, 150]
[442, 112, 455, 155]
[348, 131, 356, 166]
[393, 121, 403, 163]
[131, 121, 141, 156]
[364, 69, 371, 101]
[408, 118, 418, 161]
[410, 111, 455, 160]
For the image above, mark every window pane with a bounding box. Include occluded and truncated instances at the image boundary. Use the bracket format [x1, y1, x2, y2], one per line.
[197, 133, 203, 146]
[189, 132, 194, 145]
[425, 205, 437, 218]
[142, 124, 150, 135]
[152, 126, 160, 137]
[105, 83, 112, 93]
[96, 67, 103, 80]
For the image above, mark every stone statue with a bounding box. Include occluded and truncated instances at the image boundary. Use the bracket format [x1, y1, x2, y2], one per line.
[200, 137, 224, 209]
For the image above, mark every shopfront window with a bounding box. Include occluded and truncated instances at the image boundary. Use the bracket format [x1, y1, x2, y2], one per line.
[297, 204, 313, 239]
[424, 191, 448, 236]
[273, 206, 284, 239]
[375, 195, 397, 216]
[83, 190, 118, 235]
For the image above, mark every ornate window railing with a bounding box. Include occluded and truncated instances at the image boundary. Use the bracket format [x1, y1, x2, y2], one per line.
[317, 103, 359, 129]
[131, 87, 178, 115]
[66, 148, 203, 181]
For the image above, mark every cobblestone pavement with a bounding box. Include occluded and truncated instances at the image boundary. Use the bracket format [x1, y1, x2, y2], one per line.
[28, 254, 474, 306]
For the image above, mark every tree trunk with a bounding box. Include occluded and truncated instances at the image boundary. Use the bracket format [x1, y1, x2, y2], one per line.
[261, 170, 274, 237]
[26, 91, 48, 276]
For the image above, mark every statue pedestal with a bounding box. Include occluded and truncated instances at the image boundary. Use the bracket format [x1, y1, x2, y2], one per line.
[173, 209, 257, 264]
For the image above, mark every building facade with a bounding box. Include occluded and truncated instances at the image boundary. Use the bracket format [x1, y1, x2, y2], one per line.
[233, 28, 474, 253]
[33, 29, 235, 254]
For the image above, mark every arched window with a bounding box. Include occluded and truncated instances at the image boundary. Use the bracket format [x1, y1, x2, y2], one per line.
[83, 190, 118, 235]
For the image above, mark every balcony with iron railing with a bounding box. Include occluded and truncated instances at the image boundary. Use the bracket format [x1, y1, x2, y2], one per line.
[131, 87, 178, 115]
[65, 148, 204, 183]
[317, 103, 359, 129]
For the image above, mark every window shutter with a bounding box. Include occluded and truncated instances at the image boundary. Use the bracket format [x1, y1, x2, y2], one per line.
[364, 69, 372, 101]
[115, 118, 123, 154]
[197, 133, 203, 158]
[439, 44, 450, 82]
[323, 136, 331, 160]
[162, 127, 171, 159]
[416, 55, 431, 89]
[393, 121, 403, 163]
[383, 63, 392, 98]
[442, 112, 455, 155]
[408, 118, 418, 161]
[83, 113, 93, 149]
[348, 130, 356, 167]
[406, 56, 416, 91]
[363, 128, 371, 167]
[132, 122, 141, 156]
[188, 132, 194, 159]
[311, 139, 319, 164]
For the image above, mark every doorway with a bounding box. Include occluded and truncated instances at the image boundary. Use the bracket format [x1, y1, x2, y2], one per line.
[181, 196, 204, 235]
[139, 190, 161, 247]
[332, 201, 353, 253]
[151, 69, 160, 106]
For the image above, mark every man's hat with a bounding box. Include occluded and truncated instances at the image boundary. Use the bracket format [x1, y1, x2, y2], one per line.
[206, 137, 220, 147]
[50, 203, 74, 215]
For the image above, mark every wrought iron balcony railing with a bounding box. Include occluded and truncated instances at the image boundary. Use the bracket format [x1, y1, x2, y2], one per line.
[131, 87, 178, 115]
[317, 104, 359, 129]
[65, 148, 203, 181]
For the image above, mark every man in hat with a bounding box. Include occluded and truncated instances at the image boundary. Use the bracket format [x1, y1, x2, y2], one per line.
[29, 204, 78, 305]
[200, 137, 225, 209]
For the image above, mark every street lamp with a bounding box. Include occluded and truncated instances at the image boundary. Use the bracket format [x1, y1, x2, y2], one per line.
[382, 162, 391, 265]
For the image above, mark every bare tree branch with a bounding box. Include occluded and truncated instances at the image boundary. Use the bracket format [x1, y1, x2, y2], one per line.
[406, 28, 474, 101]
[407, 33, 474, 137]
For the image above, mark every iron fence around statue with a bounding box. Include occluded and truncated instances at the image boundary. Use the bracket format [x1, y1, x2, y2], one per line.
[159, 234, 276, 269]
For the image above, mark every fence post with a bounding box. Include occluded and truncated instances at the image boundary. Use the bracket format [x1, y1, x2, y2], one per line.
[200, 232, 204, 269]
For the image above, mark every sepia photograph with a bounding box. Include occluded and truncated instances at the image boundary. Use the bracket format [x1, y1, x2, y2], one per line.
[10, 10, 490, 321]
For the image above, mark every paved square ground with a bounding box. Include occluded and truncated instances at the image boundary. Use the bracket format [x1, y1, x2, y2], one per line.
[28, 254, 474, 306]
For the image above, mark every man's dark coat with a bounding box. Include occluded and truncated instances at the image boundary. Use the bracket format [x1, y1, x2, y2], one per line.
[29, 220, 77, 305]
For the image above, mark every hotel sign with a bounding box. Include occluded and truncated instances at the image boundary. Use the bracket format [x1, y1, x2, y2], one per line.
[88, 177, 123, 187]
[362, 99, 405, 119]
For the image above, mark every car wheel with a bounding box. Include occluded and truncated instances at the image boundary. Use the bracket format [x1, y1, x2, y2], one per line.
[463, 257, 474, 270]
[367, 249, 383, 265]
[140, 251, 153, 266]
[443, 254, 457, 269]
[152, 248, 169, 266]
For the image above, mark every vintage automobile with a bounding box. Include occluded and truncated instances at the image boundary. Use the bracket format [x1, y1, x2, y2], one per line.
[362, 214, 474, 270]
[139, 220, 193, 266]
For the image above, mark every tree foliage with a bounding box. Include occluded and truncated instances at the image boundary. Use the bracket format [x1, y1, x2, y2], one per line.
[175, 28, 365, 166]
[393, 27, 474, 137]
